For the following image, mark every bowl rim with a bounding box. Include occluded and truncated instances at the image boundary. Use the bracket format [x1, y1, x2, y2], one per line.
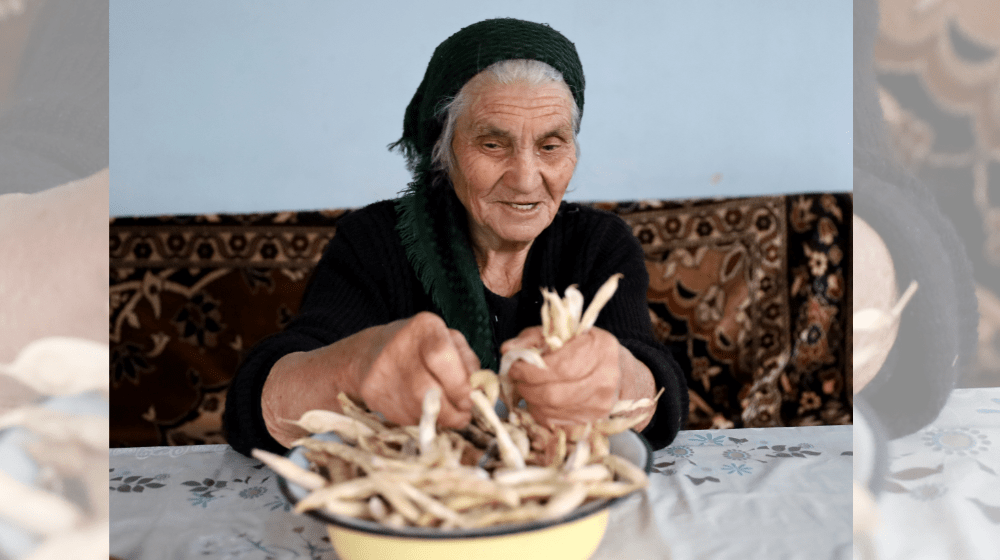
[276, 429, 653, 540]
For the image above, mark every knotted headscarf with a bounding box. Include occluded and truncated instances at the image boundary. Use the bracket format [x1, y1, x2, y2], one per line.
[390, 18, 585, 370]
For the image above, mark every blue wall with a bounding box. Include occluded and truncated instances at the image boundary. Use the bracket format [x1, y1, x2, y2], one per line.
[110, 1, 852, 216]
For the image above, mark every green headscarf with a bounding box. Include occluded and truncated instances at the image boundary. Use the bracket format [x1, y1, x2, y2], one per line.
[391, 18, 585, 371]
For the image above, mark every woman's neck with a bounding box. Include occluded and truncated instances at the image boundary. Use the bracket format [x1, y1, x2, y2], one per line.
[465, 213, 534, 297]
[473, 242, 532, 298]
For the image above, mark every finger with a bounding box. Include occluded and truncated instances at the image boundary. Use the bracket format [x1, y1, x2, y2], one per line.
[506, 334, 594, 385]
[504, 358, 559, 384]
[418, 324, 473, 413]
[436, 396, 473, 429]
[529, 406, 604, 426]
[358, 352, 419, 425]
[514, 371, 618, 409]
[526, 328, 621, 384]
[368, 386, 422, 427]
[448, 329, 481, 375]
[531, 407, 605, 427]
[360, 312, 464, 427]
[500, 326, 545, 354]
[409, 376, 472, 430]
[516, 380, 612, 425]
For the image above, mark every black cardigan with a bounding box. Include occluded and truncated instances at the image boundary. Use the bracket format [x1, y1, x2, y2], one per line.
[224, 199, 689, 455]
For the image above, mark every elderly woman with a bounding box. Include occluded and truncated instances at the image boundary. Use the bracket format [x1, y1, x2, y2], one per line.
[224, 18, 689, 455]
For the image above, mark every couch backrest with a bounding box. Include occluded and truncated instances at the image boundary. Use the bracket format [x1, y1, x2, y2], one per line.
[109, 193, 852, 447]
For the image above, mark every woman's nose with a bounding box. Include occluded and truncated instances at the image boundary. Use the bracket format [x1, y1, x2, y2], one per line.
[505, 148, 542, 192]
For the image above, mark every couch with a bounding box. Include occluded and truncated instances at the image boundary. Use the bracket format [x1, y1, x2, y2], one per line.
[109, 192, 852, 447]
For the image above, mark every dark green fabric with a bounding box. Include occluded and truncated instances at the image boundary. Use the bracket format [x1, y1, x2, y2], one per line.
[395, 174, 498, 370]
[391, 18, 585, 168]
[391, 18, 585, 371]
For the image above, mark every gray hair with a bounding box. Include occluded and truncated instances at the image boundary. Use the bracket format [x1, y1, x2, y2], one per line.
[431, 59, 581, 174]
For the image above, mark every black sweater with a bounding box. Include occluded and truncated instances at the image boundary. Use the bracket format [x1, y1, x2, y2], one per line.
[224, 199, 689, 454]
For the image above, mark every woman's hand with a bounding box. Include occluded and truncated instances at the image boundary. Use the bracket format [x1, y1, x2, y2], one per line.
[357, 312, 478, 429]
[501, 326, 657, 428]
[262, 312, 479, 449]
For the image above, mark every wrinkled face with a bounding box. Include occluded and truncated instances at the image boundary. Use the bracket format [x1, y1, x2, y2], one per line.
[449, 78, 578, 251]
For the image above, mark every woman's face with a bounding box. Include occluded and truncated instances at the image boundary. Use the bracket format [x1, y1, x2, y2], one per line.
[449, 78, 577, 252]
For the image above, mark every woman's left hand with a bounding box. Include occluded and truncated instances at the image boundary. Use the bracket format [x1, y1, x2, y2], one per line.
[501, 326, 625, 426]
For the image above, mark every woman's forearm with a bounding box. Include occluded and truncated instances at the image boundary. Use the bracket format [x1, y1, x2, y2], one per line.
[260, 320, 403, 448]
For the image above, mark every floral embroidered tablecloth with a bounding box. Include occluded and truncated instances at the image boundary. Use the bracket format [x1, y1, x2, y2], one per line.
[110, 425, 851, 560]
[868, 388, 1000, 560]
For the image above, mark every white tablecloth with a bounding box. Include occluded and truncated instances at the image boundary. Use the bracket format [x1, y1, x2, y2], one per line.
[867, 388, 1000, 560]
[110, 425, 852, 560]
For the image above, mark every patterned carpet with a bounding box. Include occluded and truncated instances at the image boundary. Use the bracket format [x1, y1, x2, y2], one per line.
[110, 193, 852, 447]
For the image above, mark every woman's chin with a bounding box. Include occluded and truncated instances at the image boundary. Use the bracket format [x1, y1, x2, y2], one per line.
[492, 224, 545, 247]
[490, 207, 554, 242]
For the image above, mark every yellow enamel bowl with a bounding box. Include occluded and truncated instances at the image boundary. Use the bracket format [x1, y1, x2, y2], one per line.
[277, 430, 652, 560]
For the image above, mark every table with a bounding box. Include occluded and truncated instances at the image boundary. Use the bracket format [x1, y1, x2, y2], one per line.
[110, 425, 851, 560]
[863, 387, 1000, 560]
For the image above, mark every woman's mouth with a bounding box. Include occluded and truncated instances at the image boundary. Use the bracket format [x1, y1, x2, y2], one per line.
[504, 202, 538, 211]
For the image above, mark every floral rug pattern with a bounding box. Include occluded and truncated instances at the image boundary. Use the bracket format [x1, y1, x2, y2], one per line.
[109, 194, 852, 447]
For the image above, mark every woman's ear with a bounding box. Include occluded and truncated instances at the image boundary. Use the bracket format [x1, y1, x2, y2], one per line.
[853, 214, 900, 393]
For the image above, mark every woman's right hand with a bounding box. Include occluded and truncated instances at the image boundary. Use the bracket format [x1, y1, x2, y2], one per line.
[261, 312, 479, 448]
